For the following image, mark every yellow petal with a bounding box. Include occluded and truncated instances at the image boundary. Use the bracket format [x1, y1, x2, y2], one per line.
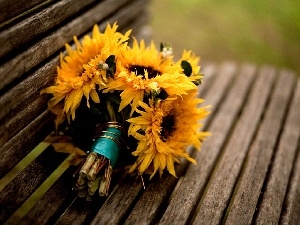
[69, 89, 83, 120]
[166, 155, 177, 177]
[83, 84, 92, 107]
[139, 151, 155, 174]
[90, 89, 100, 103]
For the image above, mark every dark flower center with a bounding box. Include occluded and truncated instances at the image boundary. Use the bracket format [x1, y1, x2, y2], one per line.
[160, 114, 176, 142]
[129, 65, 161, 79]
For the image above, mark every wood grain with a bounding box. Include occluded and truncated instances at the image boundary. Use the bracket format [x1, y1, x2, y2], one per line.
[90, 176, 144, 225]
[0, 148, 67, 223]
[54, 195, 106, 225]
[21, 167, 78, 225]
[0, 55, 57, 129]
[0, 0, 97, 60]
[0, 94, 50, 147]
[254, 72, 300, 224]
[0, 0, 51, 25]
[279, 135, 300, 225]
[191, 65, 275, 225]
[0, 111, 54, 178]
[224, 69, 296, 225]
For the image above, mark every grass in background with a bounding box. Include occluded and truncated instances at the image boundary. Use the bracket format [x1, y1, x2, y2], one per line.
[149, 0, 300, 73]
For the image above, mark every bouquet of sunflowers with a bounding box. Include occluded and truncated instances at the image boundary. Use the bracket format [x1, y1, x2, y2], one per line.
[42, 23, 210, 200]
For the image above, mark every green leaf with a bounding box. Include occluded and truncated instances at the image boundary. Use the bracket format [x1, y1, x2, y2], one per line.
[193, 73, 204, 85]
[160, 43, 164, 51]
[106, 92, 121, 105]
[181, 60, 192, 77]
[105, 55, 115, 65]
[157, 89, 168, 100]
[105, 55, 116, 78]
[193, 79, 202, 85]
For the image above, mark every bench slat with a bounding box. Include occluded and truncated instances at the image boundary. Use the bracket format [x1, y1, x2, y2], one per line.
[255, 73, 300, 224]
[0, 111, 53, 178]
[0, 0, 49, 25]
[279, 133, 300, 225]
[197, 63, 218, 98]
[0, 0, 97, 60]
[225, 68, 297, 224]
[0, 57, 56, 134]
[88, 176, 143, 225]
[0, 95, 50, 147]
[192, 65, 275, 224]
[0, 148, 67, 223]
[21, 167, 78, 225]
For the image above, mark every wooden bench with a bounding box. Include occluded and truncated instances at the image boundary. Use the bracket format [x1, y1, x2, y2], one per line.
[1, 1, 300, 224]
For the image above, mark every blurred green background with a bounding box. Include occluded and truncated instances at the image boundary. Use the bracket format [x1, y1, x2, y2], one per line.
[149, 0, 300, 74]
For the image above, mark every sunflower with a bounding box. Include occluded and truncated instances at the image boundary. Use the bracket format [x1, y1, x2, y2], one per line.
[127, 90, 211, 178]
[42, 23, 131, 120]
[177, 50, 204, 84]
[105, 39, 197, 114]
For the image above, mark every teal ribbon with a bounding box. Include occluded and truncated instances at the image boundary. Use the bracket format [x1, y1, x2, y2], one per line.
[90, 126, 125, 168]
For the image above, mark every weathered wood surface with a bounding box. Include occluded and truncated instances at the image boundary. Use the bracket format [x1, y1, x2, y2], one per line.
[0, 148, 67, 222]
[0, 0, 97, 60]
[225, 70, 296, 225]
[190, 65, 273, 225]
[0, 0, 50, 26]
[0, 62, 299, 224]
[255, 76, 300, 224]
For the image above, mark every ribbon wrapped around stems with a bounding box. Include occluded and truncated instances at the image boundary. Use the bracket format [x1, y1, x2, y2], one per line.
[74, 122, 126, 200]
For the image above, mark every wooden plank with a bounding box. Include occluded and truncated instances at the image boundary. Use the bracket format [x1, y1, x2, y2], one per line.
[90, 176, 143, 225]
[254, 73, 300, 224]
[279, 140, 300, 225]
[0, 0, 50, 25]
[0, 0, 97, 60]
[224, 69, 296, 224]
[197, 62, 218, 98]
[55, 196, 106, 225]
[0, 111, 54, 178]
[159, 62, 249, 225]
[21, 167, 78, 225]
[192, 65, 274, 224]
[0, 55, 56, 131]
[0, 148, 67, 223]
[53, 169, 129, 224]
[0, 0, 144, 90]
[54, 175, 140, 225]
[0, 94, 49, 147]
